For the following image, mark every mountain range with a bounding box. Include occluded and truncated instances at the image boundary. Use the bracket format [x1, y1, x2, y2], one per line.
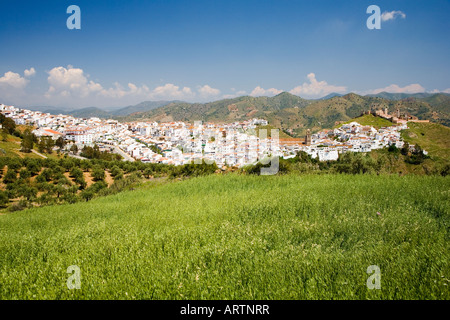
[366, 92, 440, 100]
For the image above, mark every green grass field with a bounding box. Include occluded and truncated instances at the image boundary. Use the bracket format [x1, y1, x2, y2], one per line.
[0, 174, 449, 299]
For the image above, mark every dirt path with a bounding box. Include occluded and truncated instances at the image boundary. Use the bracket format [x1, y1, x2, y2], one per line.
[105, 171, 114, 186]
[30, 149, 47, 158]
[84, 171, 94, 187]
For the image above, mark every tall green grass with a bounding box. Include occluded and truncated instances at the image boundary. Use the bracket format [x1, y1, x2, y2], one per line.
[0, 174, 448, 299]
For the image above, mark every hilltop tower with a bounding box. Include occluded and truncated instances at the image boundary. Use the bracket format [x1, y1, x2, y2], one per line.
[305, 129, 311, 145]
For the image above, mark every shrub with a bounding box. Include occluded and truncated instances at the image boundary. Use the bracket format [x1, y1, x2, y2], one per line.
[19, 169, 31, 180]
[0, 190, 9, 207]
[110, 166, 123, 179]
[7, 200, 30, 212]
[388, 144, 399, 153]
[91, 165, 105, 181]
[70, 167, 83, 180]
[3, 169, 17, 184]
[80, 189, 94, 202]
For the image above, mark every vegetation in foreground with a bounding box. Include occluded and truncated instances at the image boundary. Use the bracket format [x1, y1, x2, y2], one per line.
[0, 174, 448, 299]
[0, 131, 448, 213]
[0, 156, 218, 212]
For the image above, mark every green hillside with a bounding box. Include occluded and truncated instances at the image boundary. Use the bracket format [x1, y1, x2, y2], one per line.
[0, 135, 36, 158]
[112, 100, 176, 116]
[70, 107, 112, 119]
[335, 114, 394, 129]
[401, 122, 450, 159]
[1, 174, 448, 299]
[0, 128, 62, 160]
[421, 93, 450, 117]
[120, 92, 311, 125]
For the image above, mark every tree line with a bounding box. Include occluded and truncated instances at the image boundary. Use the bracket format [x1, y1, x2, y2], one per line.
[242, 147, 448, 177]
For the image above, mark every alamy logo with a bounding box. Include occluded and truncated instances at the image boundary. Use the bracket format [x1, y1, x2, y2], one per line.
[258, 129, 279, 175]
[67, 5, 81, 30]
[366, 5, 381, 30]
[366, 265, 381, 289]
[189, 121, 279, 175]
[67, 265, 81, 289]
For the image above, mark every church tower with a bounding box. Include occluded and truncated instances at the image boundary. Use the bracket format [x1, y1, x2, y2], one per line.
[305, 129, 311, 145]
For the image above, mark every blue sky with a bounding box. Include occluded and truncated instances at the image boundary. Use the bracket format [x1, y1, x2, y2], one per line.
[0, 0, 449, 108]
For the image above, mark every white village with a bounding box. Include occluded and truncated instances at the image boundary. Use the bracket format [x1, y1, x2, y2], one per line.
[0, 103, 425, 166]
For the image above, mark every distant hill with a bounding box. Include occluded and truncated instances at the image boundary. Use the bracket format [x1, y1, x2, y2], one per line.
[123, 92, 450, 136]
[27, 106, 111, 118]
[70, 107, 113, 119]
[317, 92, 344, 100]
[396, 93, 450, 127]
[419, 93, 450, 114]
[112, 100, 177, 116]
[366, 92, 438, 100]
[24, 101, 176, 119]
[25, 106, 70, 115]
[119, 92, 311, 124]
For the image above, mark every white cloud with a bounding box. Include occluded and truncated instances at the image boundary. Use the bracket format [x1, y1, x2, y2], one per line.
[289, 73, 347, 98]
[250, 86, 283, 97]
[44, 66, 228, 105]
[46, 66, 161, 101]
[429, 88, 450, 94]
[198, 85, 221, 100]
[100, 82, 151, 99]
[9, 64, 445, 110]
[149, 83, 194, 100]
[381, 11, 406, 22]
[222, 90, 247, 99]
[24, 67, 36, 77]
[46, 66, 103, 98]
[368, 83, 425, 94]
[0, 68, 36, 105]
[0, 71, 29, 89]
